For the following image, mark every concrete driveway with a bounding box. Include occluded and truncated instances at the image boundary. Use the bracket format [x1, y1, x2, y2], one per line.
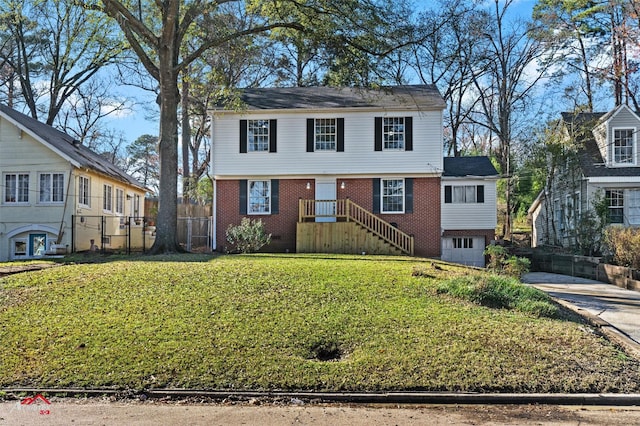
[522, 272, 640, 350]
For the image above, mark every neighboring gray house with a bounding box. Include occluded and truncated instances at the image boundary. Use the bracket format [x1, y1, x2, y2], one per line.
[529, 104, 640, 249]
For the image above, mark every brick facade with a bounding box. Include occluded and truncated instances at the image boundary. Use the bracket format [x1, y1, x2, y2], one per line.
[216, 177, 442, 257]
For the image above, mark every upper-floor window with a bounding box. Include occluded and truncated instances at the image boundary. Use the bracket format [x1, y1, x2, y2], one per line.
[4, 173, 29, 203]
[307, 118, 344, 152]
[248, 180, 270, 214]
[78, 176, 90, 207]
[613, 128, 635, 165]
[606, 189, 624, 224]
[248, 120, 270, 152]
[39, 173, 64, 203]
[444, 185, 485, 204]
[315, 119, 337, 151]
[383, 117, 405, 150]
[240, 119, 276, 153]
[115, 188, 124, 215]
[375, 116, 413, 152]
[103, 184, 113, 212]
[382, 178, 404, 213]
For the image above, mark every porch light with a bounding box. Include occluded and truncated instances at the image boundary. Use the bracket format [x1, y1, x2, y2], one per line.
[340, 181, 346, 190]
[306, 182, 311, 190]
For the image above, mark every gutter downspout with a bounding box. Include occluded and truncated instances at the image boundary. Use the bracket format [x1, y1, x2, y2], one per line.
[212, 178, 217, 252]
[56, 165, 74, 244]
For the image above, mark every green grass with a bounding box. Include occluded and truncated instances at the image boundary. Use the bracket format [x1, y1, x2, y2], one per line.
[1, 254, 639, 393]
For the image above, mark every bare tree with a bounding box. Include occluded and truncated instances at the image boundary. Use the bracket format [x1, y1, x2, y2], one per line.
[0, 0, 123, 124]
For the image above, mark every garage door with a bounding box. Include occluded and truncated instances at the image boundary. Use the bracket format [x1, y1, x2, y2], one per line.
[441, 237, 486, 267]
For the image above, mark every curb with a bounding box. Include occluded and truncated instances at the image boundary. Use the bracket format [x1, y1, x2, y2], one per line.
[4, 388, 640, 406]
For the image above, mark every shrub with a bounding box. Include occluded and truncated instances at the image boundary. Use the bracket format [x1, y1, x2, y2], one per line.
[225, 218, 271, 253]
[604, 227, 640, 269]
[437, 274, 559, 318]
[483, 245, 530, 278]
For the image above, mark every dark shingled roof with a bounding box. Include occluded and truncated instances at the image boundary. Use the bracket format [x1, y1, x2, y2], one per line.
[216, 85, 445, 111]
[0, 104, 146, 190]
[561, 111, 640, 178]
[443, 156, 499, 177]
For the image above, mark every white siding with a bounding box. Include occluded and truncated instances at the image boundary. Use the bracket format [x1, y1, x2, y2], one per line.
[211, 110, 443, 178]
[606, 106, 640, 166]
[441, 178, 497, 230]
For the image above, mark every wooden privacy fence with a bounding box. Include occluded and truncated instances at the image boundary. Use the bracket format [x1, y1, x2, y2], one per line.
[298, 199, 414, 255]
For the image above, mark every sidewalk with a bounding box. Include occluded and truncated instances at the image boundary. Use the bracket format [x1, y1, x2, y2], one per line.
[522, 272, 640, 355]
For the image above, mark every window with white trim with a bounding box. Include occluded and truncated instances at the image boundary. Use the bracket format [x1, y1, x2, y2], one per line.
[606, 190, 624, 224]
[382, 178, 404, 213]
[383, 117, 405, 150]
[4, 173, 29, 203]
[249, 180, 270, 214]
[115, 188, 124, 215]
[78, 176, 90, 207]
[103, 184, 113, 212]
[613, 128, 635, 164]
[39, 173, 64, 203]
[315, 118, 337, 151]
[628, 189, 640, 225]
[248, 120, 270, 152]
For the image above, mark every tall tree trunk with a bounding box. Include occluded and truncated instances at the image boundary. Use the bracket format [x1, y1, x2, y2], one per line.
[181, 75, 191, 204]
[151, 22, 181, 253]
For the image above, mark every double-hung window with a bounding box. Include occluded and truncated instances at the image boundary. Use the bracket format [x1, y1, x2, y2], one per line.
[606, 190, 624, 224]
[248, 180, 270, 214]
[248, 120, 270, 152]
[103, 184, 113, 212]
[78, 176, 90, 207]
[4, 173, 29, 203]
[39, 173, 64, 203]
[115, 188, 124, 215]
[382, 178, 404, 213]
[383, 117, 405, 150]
[613, 129, 635, 165]
[315, 118, 337, 151]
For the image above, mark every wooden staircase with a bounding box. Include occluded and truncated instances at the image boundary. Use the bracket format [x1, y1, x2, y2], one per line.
[297, 199, 414, 255]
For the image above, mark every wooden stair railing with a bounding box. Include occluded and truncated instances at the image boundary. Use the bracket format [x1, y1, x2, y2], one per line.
[298, 199, 414, 255]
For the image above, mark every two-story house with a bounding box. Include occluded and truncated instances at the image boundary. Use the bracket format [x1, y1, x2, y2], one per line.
[0, 105, 148, 261]
[211, 85, 497, 261]
[529, 104, 640, 249]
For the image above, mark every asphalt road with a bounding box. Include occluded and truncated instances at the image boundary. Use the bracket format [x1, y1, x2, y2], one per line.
[4, 399, 640, 425]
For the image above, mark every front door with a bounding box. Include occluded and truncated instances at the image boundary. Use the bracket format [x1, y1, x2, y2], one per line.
[29, 234, 46, 257]
[315, 179, 337, 223]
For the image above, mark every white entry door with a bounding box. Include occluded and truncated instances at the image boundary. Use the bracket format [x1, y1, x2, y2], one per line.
[315, 179, 337, 222]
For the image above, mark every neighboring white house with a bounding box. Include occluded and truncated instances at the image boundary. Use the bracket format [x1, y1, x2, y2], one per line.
[0, 105, 148, 261]
[529, 105, 640, 249]
[441, 156, 499, 266]
[210, 85, 499, 262]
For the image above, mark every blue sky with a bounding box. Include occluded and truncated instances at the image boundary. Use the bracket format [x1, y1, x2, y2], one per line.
[107, 0, 538, 144]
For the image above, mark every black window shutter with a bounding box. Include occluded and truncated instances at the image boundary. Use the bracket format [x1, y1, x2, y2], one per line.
[477, 185, 484, 203]
[444, 185, 452, 203]
[372, 178, 381, 213]
[306, 119, 315, 152]
[269, 120, 277, 152]
[239, 120, 247, 153]
[271, 179, 279, 214]
[239, 180, 248, 214]
[405, 178, 413, 213]
[374, 117, 382, 151]
[337, 118, 345, 152]
[405, 116, 413, 151]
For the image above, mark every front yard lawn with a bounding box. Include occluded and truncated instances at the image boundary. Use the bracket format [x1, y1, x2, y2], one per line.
[1, 254, 639, 393]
